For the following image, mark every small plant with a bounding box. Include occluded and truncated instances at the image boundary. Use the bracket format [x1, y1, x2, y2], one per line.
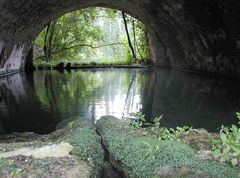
[129, 113, 192, 141]
[10, 168, 22, 177]
[150, 115, 163, 135]
[156, 126, 192, 141]
[129, 112, 146, 129]
[150, 115, 192, 141]
[212, 112, 240, 166]
[142, 141, 160, 158]
[67, 121, 75, 129]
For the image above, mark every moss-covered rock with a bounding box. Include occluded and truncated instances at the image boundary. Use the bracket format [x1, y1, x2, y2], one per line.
[96, 116, 240, 178]
[59, 119, 104, 177]
[0, 118, 104, 178]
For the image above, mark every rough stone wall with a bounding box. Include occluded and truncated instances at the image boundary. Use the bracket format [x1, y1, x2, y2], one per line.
[183, 0, 240, 74]
[0, 0, 239, 76]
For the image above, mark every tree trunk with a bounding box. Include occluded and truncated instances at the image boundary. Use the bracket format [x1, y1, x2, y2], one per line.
[47, 20, 56, 61]
[132, 19, 137, 56]
[122, 12, 136, 61]
[43, 23, 51, 61]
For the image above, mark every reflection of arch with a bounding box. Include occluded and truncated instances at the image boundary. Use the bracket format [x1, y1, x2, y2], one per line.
[0, 0, 208, 73]
[0, 72, 65, 134]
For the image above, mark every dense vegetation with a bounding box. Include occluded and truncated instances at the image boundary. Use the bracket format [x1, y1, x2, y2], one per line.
[34, 8, 150, 67]
[212, 113, 240, 166]
[132, 112, 240, 167]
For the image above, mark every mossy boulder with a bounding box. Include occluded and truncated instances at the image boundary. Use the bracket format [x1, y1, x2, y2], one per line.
[96, 116, 240, 178]
[0, 118, 104, 178]
[59, 119, 104, 177]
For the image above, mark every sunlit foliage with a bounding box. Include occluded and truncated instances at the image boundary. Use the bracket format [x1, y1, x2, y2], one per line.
[34, 8, 150, 65]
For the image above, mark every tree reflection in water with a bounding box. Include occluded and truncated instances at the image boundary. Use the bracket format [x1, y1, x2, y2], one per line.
[0, 69, 240, 134]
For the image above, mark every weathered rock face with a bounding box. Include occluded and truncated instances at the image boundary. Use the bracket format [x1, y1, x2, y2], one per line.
[0, 0, 240, 76]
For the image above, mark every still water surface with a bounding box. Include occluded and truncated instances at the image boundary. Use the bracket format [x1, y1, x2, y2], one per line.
[0, 69, 239, 134]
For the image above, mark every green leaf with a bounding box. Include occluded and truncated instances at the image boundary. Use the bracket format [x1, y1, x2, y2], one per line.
[232, 146, 240, 156]
[231, 125, 238, 132]
[236, 132, 240, 140]
[236, 112, 240, 120]
[223, 146, 231, 154]
[212, 149, 221, 159]
[231, 158, 238, 166]
[220, 133, 227, 142]
[219, 155, 228, 163]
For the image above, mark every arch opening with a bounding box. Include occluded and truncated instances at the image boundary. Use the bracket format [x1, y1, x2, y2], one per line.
[0, 0, 192, 74]
[2, 0, 238, 76]
[32, 7, 153, 68]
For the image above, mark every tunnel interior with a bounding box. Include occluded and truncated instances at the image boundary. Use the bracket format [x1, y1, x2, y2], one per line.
[0, 1, 240, 176]
[0, 0, 239, 76]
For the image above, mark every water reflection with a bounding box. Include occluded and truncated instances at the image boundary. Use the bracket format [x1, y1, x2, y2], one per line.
[0, 69, 240, 134]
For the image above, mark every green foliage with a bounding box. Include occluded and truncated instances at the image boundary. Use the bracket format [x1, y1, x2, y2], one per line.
[97, 116, 240, 178]
[156, 126, 193, 141]
[128, 112, 146, 129]
[134, 21, 151, 62]
[149, 115, 163, 136]
[143, 141, 160, 158]
[130, 113, 192, 141]
[125, 48, 133, 64]
[67, 121, 75, 129]
[34, 8, 150, 66]
[212, 112, 240, 166]
[34, 8, 103, 62]
[0, 159, 14, 177]
[0, 159, 25, 177]
[151, 116, 192, 141]
[10, 168, 23, 177]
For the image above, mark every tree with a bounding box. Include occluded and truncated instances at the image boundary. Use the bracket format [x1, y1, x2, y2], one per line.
[34, 9, 102, 62]
[122, 11, 136, 61]
[34, 8, 150, 65]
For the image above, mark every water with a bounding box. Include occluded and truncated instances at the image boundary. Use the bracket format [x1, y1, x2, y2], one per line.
[0, 68, 239, 134]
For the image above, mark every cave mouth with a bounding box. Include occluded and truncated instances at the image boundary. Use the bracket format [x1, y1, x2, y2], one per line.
[32, 7, 153, 69]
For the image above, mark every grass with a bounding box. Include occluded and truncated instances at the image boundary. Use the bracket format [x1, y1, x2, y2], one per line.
[34, 59, 131, 68]
[33, 58, 151, 69]
[96, 116, 240, 178]
[34, 60, 62, 68]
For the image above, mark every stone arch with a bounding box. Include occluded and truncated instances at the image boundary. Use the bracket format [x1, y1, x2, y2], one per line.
[0, 0, 239, 76]
[0, 0, 203, 73]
